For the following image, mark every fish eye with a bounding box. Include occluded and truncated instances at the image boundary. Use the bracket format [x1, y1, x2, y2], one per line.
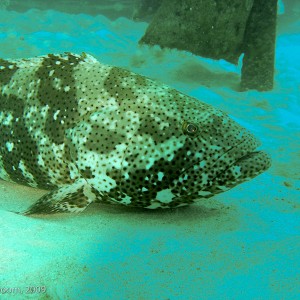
[182, 122, 198, 136]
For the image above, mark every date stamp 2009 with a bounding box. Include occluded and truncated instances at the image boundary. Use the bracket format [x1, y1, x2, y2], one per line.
[0, 286, 47, 295]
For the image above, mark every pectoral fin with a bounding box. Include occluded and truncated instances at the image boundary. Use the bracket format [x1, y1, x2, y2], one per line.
[22, 179, 96, 215]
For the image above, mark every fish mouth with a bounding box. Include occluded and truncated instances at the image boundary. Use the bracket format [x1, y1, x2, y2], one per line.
[223, 130, 271, 174]
[212, 143, 272, 190]
[171, 135, 271, 200]
[233, 149, 271, 173]
[200, 136, 271, 191]
[235, 149, 267, 163]
[196, 145, 272, 197]
[182, 134, 271, 181]
[221, 131, 271, 177]
[197, 148, 270, 199]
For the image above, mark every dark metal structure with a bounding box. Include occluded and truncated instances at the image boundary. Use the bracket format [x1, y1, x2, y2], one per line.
[139, 0, 277, 91]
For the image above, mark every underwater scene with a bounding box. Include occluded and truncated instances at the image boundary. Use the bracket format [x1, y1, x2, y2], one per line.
[0, 0, 299, 299]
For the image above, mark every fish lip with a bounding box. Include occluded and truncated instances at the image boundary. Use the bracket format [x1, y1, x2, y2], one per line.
[234, 148, 272, 167]
[233, 143, 260, 162]
[230, 134, 262, 163]
[194, 144, 269, 177]
[232, 140, 271, 166]
[179, 137, 270, 179]
[235, 150, 260, 163]
[229, 139, 272, 178]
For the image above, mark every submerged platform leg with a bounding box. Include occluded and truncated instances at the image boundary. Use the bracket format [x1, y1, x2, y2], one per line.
[139, 0, 277, 91]
[240, 0, 277, 91]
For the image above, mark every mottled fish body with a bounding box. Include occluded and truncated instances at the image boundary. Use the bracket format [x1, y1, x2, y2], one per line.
[0, 53, 271, 214]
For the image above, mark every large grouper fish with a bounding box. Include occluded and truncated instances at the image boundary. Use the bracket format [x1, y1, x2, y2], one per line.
[0, 53, 271, 215]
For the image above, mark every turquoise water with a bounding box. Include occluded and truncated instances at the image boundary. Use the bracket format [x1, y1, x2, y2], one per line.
[0, 1, 299, 299]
